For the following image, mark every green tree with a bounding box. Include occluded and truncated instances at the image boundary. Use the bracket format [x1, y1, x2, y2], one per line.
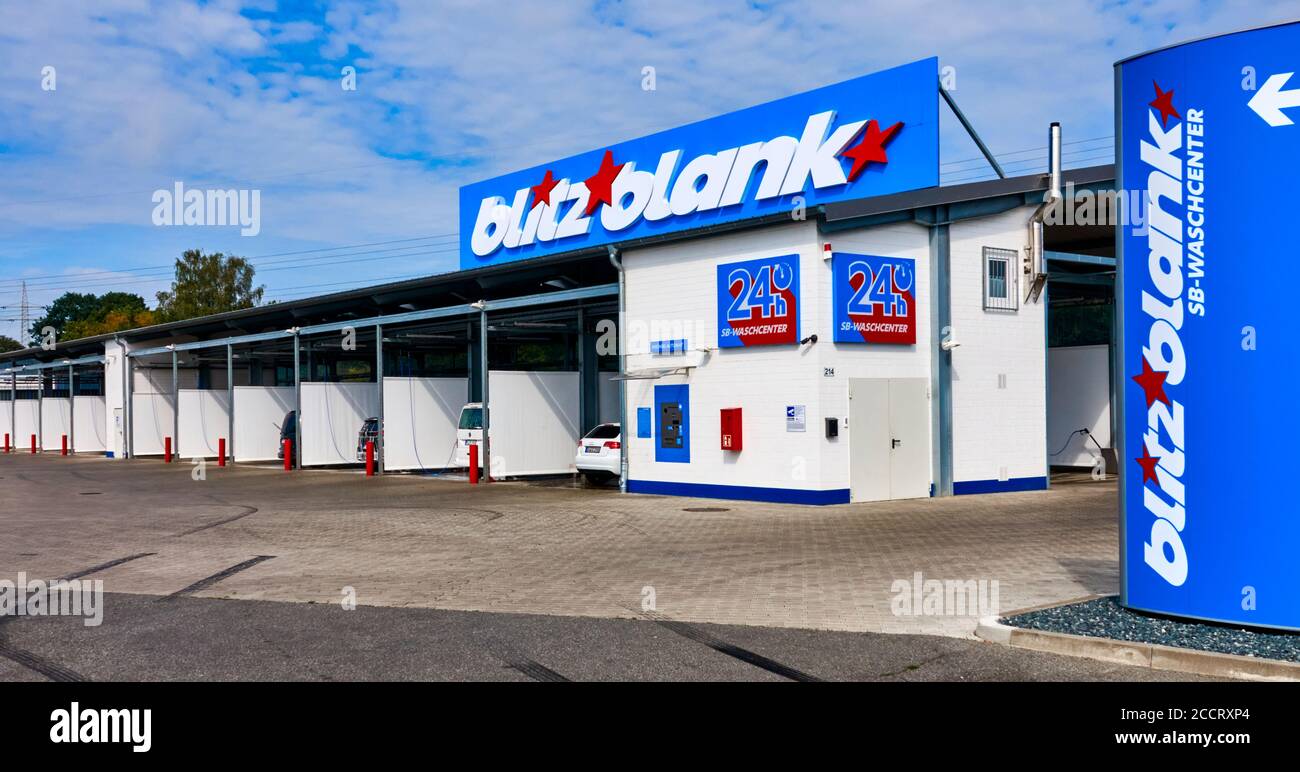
[154, 249, 264, 323]
[29, 291, 154, 342]
[0, 334, 22, 353]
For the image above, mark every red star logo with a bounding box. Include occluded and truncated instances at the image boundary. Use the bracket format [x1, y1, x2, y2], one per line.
[840, 120, 903, 182]
[583, 150, 624, 216]
[530, 169, 559, 210]
[1149, 81, 1181, 128]
[1135, 444, 1162, 488]
[1132, 357, 1171, 408]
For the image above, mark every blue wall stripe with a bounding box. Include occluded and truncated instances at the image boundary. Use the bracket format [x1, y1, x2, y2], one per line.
[627, 479, 850, 506]
[952, 476, 1048, 495]
[627, 476, 1047, 503]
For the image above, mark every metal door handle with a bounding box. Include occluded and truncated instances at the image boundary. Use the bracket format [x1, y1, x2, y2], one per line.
[891, 439, 901, 449]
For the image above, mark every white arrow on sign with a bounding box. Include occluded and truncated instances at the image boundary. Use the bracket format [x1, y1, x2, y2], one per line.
[1248, 72, 1300, 127]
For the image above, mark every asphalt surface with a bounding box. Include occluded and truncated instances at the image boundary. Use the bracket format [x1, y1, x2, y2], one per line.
[0, 592, 1215, 682]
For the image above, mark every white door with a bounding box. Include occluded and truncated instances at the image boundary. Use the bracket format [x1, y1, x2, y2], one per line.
[887, 379, 931, 499]
[848, 379, 891, 502]
[849, 378, 930, 502]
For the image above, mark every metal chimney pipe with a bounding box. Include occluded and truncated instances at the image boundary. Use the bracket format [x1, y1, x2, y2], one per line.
[1048, 122, 1062, 201]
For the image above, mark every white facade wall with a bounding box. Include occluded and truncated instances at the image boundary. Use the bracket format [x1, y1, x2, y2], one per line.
[622, 209, 1047, 503]
[814, 221, 933, 493]
[948, 208, 1047, 490]
[623, 221, 838, 498]
[104, 340, 128, 458]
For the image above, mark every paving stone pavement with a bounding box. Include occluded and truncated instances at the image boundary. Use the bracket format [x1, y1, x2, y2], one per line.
[0, 454, 1119, 637]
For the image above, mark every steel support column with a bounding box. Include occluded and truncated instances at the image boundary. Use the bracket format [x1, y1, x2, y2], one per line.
[375, 323, 385, 474]
[479, 308, 490, 482]
[227, 344, 235, 463]
[36, 369, 43, 453]
[293, 331, 301, 470]
[171, 348, 179, 459]
[68, 364, 75, 454]
[125, 350, 134, 458]
[929, 212, 954, 496]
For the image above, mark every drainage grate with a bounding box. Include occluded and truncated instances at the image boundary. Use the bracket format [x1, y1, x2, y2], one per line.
[78, 491, 102, 495]
[682, 507, 730, 513]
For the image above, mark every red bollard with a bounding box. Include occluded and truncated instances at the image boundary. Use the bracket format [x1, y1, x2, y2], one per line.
[61, 435, 68, 456]
[365, 440, 375, 477]
[468, 442, 479, 485]
[3, 433, 9, 453]
[30, 434, 37, 454]
[218, 438, 226, 467]
[283, 439, 292, 471]
[164, 436, 172, 463]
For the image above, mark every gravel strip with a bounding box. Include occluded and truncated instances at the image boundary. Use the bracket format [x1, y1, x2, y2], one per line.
[1004, 596, 1300, 663]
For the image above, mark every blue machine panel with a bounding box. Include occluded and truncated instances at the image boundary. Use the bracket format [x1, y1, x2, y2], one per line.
[654, 384, 690, 464]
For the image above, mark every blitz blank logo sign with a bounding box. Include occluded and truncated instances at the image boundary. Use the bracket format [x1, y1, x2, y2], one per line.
[716, 255, 800, 348]
[1118, 21, 1300, 631]
[831, 252, 916, 344]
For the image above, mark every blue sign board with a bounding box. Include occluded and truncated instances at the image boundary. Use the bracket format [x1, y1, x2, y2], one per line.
[1117, 21, 1300, 630]
[460, 58, 939, 270]
[830, 253, 917, 345]
[716, 254, 800, 348]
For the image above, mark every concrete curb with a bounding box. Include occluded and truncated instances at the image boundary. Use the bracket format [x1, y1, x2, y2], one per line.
[976, 615, 1300, 682]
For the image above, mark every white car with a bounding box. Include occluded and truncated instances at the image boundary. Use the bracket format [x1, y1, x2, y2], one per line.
[575, 423, 621, 483]
[453, 402, 484, 468]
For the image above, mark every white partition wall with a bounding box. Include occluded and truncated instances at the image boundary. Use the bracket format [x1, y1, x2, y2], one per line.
[40, 398, 72, 450]
[382, 377, 467, 471]
[0, 401, 11, 447]
[178, 390, 231, 459]
[1047, 344, 1112, 467]
[489, 370, 580, 476]
[301, 382, 379, 467]
[73, 396, 107, 453]
[131, 391, 175, 456]
[232, 386, 294, 462]
[14, 400, 39, 451]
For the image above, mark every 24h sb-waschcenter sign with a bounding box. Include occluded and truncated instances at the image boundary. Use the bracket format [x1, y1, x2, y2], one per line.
[1118, 21, 1300, 631]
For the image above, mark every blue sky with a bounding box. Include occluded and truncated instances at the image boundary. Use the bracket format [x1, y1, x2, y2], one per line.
[1, 0, 1297, 341]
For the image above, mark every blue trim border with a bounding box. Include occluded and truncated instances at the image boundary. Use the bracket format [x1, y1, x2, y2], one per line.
[952, 476, 1048, 495]
[627, 479, 850, 506]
